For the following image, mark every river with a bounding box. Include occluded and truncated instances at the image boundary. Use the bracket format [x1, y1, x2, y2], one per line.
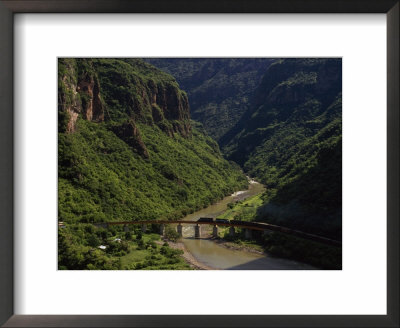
[179, 180, 315, 270]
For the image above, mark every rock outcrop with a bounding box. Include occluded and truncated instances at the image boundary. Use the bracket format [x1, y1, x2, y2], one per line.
[111, 120, 149, 159]
[76, 73, 104, 122]
[58, 60, 81, 133]
[58, 58, 192, 157]
[146, 81, 191, 137]
[58, 60, 105, 132]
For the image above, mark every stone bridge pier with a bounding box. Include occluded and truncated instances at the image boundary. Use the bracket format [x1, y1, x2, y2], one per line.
[194, 224, 201, 238]
[141, 224, 147, 233]
[123, 225, 129, 232]
[159, 224, 165, 236]
[177, 223, 183, 237]
[212, 225, 218, 238]
[263, 229, 273, 238]
[229, 226, 235, 238]
[244, 228, 252, 240]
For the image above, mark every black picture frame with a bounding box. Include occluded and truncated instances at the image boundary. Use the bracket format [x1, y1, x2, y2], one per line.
[0, 1, 398, 327]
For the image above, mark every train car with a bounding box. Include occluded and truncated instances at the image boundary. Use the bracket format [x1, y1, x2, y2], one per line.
[230, 220, 246, 226]
[215, 218, 230, 224]
[197, 217, 214, 223]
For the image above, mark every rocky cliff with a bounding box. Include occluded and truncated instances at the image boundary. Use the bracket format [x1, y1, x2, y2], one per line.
[145, 58, 274, 141]
[58, 58, 192, 157]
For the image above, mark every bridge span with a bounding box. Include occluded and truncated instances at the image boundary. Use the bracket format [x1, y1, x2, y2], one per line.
[93, 220, 341, 247]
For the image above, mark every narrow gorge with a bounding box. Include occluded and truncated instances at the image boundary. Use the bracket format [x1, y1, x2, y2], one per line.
[58, 58, 342, 270]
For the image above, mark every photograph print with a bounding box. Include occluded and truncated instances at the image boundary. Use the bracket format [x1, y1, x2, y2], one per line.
[58, 58, 342, 270]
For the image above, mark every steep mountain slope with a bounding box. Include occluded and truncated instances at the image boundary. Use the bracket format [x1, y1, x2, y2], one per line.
[145, 58, 274, 141]
[223, 58, 342, 240]
[58, 58, 248, 225]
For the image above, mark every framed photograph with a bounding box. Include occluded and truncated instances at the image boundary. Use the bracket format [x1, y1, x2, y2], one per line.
[0, 0, 398, 327]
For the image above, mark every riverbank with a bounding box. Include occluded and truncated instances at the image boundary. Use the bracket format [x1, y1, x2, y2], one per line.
[212, 238, 265, 255]
[180, 235, 316, 270]
[161, 231, 269, 270]
[157, 238, 215, 270]
[164, 233, 272, 270]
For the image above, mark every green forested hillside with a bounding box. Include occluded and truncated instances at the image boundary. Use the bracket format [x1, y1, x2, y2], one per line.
[58, 58, 247, 224]
[145, 58, 274, 140]
[58, 58, 248, 269]
[224, 59, 342, 240]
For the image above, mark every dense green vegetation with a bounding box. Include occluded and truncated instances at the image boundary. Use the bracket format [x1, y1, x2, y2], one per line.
[58, 58, 248, 269]
[59, 58, 247, 224]
[218, 194, 264, 222]
[223, 59, 342, 241]
[146, 58, 274, 141]
[58, 119, 247, 223]
[59, 224, 191, 270]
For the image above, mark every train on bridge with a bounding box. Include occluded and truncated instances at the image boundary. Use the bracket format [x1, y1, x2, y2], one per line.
[90, 217, 341, 247]
[197, 217, 279, 230]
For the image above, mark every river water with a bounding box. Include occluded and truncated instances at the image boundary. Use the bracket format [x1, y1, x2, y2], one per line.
[180, 181, 315, 270]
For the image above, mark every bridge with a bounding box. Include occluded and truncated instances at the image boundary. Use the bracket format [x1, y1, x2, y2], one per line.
[93, 219, 341, 247]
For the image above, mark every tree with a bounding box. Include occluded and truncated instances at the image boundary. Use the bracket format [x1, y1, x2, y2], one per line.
[165, 226, 180, 242]
[87, 233, 100, 247]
